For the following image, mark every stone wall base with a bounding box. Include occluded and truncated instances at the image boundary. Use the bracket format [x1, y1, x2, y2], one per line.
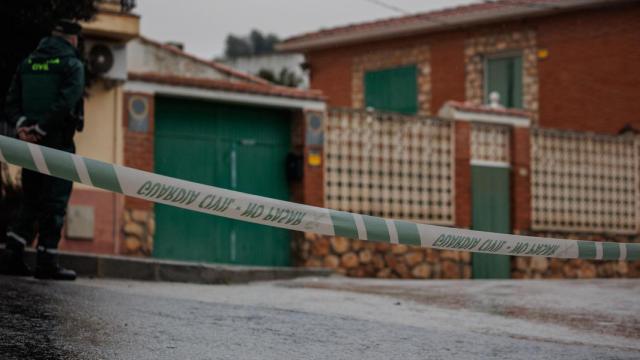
[512, 232, 640, 279]
[122, 208, 155, 256]
[294, 232, 640, 279]
[512, 257, 639, 279]
[294, 233, 471, 279]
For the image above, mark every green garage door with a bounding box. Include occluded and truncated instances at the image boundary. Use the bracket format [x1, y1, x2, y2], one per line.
[153, 96, 291, 266]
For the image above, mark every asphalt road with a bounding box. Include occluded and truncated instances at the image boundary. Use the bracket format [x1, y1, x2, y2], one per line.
[1, 275, 639, 359]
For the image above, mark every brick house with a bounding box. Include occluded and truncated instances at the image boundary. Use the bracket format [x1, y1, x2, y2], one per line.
[279, 0, 640, 278]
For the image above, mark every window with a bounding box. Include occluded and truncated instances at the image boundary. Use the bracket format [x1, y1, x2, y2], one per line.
[364, 65, 418, 114]
[485, 55, 522, 108]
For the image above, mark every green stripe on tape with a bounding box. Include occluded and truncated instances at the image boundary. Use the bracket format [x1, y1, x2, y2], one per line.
[601, 242, 620, 261]
[577, 241, 596, 259]
[626, 243, 640, 261]
[394, 220, 421, 246]
[0, 136, 36, 171]
[83, 158, 122, 193]
[329, 210, 358, 238]
[362, 215, 390, 242]
[40, 146, 80, 183]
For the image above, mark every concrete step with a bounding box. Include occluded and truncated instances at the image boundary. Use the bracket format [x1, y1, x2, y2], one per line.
[0, 246, 333, 284]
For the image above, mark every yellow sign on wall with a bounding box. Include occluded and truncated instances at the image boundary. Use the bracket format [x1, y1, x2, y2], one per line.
[308, 151, 322, 167]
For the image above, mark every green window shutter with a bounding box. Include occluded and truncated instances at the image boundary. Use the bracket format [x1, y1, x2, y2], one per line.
[486, 56, 522, 108]
[365, 65, 418, 114]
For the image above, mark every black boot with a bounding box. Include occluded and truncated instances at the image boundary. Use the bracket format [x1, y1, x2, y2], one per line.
[0, 235, 32, 276]
[34, 247, 76, 281]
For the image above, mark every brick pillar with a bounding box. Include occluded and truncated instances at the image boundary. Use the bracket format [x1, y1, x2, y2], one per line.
[303, 147, 324, 207]
[454, 121, 471, 228]
[292, 110, 324, 269]
[512, 126, 531, 232]
[123, 92, 155, 210]
[122, 92, 155, 255]
[301, 111, 325, 207]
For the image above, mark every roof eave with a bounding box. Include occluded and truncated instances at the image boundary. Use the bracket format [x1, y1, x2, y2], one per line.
[125, 79, 326, 111]
[127, 72, 326, 102]
[278, 0, 630, 53]
[438, 102, 530, 127]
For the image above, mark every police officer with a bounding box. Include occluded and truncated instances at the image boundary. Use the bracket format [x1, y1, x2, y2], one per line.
[1, 20, 85, 280]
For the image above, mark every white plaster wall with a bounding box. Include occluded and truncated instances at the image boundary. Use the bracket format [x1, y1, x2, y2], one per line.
[127, 39, 229, 80]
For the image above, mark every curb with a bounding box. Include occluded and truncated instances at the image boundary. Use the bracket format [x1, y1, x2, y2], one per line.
[1, 247, 333, 284]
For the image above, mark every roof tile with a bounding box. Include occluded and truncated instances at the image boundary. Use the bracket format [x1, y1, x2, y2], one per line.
[138, 36, 271, 85]
[128, 72, 325, 101]
[281, 0, 604, 49]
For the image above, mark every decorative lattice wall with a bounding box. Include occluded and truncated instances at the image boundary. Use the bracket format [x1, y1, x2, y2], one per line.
[324, 109, 454, 224]
[471, 123, 511, 164]
[531, 129, 640, 234]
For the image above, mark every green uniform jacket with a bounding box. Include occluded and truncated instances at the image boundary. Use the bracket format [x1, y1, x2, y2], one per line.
[5, 36, 84, 148]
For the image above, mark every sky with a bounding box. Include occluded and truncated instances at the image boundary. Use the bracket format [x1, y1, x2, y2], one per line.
[135, 0, 483, 59]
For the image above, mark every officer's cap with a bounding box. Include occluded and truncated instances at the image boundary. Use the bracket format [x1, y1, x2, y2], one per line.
[53, 19, 82, 35]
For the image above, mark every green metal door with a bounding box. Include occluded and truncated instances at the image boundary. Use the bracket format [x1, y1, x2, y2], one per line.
[153, 96, 291, 266]
[471, 165, 511, 279]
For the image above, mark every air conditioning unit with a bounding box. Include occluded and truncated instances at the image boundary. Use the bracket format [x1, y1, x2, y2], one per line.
[85, 41, 127, 81]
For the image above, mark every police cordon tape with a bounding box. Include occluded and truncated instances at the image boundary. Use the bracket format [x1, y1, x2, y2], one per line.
[0, 135, 638, 261]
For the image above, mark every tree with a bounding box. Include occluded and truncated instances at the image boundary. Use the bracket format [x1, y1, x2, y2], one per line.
[223, 29, 281, 59]
[0, 0, 98, 243]
[257, 69, 278, 83]
[250, 30, 267, 55]
[257, 68, 303, 88]
[278, 68, 303, 88]
[224, 34, 253, 58]
[265, 34, 280, 50]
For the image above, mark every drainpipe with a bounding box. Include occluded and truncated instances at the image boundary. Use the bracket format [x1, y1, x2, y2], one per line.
[113, 84, 123, 255]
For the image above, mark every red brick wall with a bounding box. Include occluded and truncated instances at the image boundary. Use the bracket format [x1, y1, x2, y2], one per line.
[59, 189, 121, 254]
[537, 5, 640, 134]
[430, 32, 466, 112]
[308, 33, 466, 113]
[307, 3, 640, 132]
[288, 110, 325, 207]
[307, 48, 353, 108]
[123, 92, 155, 210]
[303, 146, 324, 207]
[511, 127, 531, 232]
[454, 121, 471, 228]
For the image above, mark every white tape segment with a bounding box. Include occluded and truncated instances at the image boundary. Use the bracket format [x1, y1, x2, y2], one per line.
[0, 135, 638, 261]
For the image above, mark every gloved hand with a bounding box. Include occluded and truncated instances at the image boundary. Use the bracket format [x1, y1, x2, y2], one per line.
[17, 127, 38, 143]
[15, 116, 41, 143]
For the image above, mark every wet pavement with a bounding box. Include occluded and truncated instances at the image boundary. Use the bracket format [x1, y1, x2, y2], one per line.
[1, 275, 639, 359]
